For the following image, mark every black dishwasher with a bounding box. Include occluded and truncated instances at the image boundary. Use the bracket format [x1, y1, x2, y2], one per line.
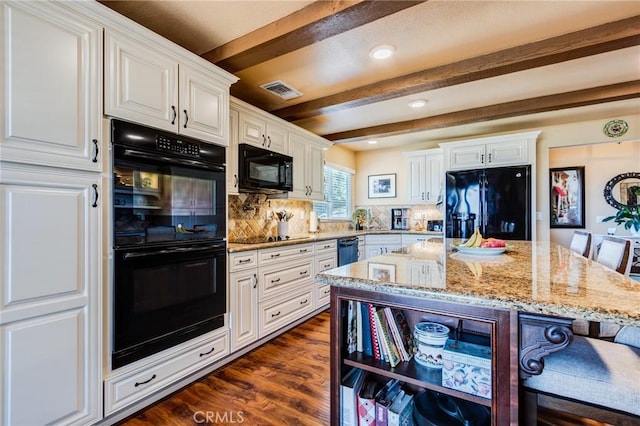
[338, 237, 359, 266]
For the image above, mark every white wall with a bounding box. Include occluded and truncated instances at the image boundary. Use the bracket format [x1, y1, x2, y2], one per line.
[549, 141, 640, 248]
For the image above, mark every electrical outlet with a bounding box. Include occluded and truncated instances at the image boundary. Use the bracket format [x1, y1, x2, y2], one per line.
[266, 210, 272, 220]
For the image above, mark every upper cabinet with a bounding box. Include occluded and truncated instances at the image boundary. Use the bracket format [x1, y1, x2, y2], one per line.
[227, 108, 240, 194]
[288, 131, 327, 201]
[442, 131, 540, 171]
[238, 110, 288, 154]
[405, 148, 443, 204]
[105, 30, 237, 146]
[0, 0, 102, 172]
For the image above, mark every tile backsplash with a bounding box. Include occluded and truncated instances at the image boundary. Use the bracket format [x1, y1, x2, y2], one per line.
[227, 194, 444, 240]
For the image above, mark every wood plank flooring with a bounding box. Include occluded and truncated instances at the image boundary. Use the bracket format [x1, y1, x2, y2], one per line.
[118, 311, 331, 426]
[118, 309, 608, 426]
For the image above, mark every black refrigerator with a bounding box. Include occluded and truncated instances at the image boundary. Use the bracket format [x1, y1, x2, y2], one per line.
[445, 165, 531, 240]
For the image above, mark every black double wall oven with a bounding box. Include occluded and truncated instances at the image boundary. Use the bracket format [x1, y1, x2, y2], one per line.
[111, 119, 226, 369]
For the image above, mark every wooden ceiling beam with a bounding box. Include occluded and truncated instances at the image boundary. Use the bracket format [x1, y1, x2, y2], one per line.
[201, 0, 425, 73]
[273, 15, 640, 122]
[323, 80, 640, 143]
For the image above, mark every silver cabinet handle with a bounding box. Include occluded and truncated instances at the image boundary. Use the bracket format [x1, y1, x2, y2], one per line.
[488, 153, 492, 163]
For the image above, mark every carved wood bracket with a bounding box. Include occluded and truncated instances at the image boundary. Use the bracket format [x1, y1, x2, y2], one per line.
[518, 313, 573, 379]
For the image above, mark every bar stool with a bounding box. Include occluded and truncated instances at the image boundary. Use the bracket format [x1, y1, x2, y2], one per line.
[569, 230, 592, 258]
[521, 326, 640, 424]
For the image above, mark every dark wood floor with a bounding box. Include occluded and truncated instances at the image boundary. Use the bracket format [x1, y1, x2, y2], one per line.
[119, 311, 331, 426]
[118, 310, 609, 426]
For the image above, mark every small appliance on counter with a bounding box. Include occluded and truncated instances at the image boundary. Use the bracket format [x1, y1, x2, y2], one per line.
[391, 208, 410, 230]
[427, 220, 443, 232]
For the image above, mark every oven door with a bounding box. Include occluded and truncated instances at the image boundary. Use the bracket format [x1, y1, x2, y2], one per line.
[112, 242, 226, 368]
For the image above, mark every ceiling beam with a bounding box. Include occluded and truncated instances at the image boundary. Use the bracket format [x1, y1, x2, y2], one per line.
[201, 0, 425, 73]
[272, 15, 640, 122]
[323, 80, 640, 143]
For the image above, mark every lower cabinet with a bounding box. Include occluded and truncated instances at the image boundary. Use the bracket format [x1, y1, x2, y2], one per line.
[364, 234, 402, 259]
[104, 330, 229, 416]
[259, 288, 314, 337]
[315, 240, 337, 307]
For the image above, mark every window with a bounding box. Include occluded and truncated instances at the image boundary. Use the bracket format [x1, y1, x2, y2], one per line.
[313, 163, 354, 220]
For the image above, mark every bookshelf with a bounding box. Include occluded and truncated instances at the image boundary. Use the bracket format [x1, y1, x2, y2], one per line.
[330, 285, 517, 425]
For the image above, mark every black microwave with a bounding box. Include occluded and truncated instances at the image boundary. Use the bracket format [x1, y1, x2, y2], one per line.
[238, 144, 293, 194]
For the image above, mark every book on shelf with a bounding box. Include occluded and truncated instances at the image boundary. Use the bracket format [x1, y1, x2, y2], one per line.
[347, 301, 357, 354]
[387, 391, 413, 426]
[360, 302, 373, 357]
[357, 375, 379, 426]
[383, 307, 410, 362]
[391, 309, 415, 358]
[367, 303, 382, 360]
[374, 379, 401, 426]
[340, 367, 366, 426]
[375, 309, 401, 367]
[356, 302, 364, 353]
[373, 313, 389, 363]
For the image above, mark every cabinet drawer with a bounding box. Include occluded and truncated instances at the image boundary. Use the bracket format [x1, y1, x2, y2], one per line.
[315, 283, 331, 308]
[105, 332, 229, 415]
[316, 254, 337, 273]
[259, 243, 313, 265]
[365, 234, 402, 245]
[259, 259, 313, 300]
[315, 240, 337, 253]
[259, 289, 314, 338]
[229, 250, 258, 272]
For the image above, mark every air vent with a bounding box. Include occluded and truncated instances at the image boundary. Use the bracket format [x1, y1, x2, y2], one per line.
[260, 80, 302, 100]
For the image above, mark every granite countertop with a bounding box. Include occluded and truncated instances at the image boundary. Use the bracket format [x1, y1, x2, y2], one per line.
[315, 239, 640, 326]
[227, 229, 443, 252]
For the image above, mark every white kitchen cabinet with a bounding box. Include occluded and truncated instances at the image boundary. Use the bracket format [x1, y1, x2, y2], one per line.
[357, 236, 366, 261]
[364, 234, 402, 259]
[314, 240, 337, 308]
[405, 148, 443, 204]
[227, 108, 240, 194]
[238, 109, 288, 154]
[0, 164, 101, 426]
[442, 131, 540, 171]
[228, 251, 258, 352]
[401, 234, 440, 246]
[105, 29, 236, 146]
[0, 1, 102, 172]
[288, 131, 327, 200]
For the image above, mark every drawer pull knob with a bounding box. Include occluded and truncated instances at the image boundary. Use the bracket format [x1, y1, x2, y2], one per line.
[271, 278, 281, 283]
[324, 264, 331, 268]
[238, 258, 251, 263]
[199, 347, 215, 357]
[134, 374, 156, 387]
[323, 289, 330, 295]
[324, 245, 331, 248]
[271, 311, 281, 318]
[299, 249, 308, 253]
[300, 299, 309, 305]
[271, 253, 281, 258]
[299, 270, 308, 275]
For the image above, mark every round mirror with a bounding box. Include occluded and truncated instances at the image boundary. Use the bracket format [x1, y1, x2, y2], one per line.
[603, 172, 640, 210]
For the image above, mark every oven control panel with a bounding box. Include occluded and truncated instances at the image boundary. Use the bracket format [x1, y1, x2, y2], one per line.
[157, 135, 200, 157]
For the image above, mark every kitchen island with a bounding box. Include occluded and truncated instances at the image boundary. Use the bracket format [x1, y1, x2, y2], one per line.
[316, 239, 640, 424]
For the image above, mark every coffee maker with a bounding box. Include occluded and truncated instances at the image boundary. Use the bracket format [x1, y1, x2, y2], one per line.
[391, 208, 410, 230]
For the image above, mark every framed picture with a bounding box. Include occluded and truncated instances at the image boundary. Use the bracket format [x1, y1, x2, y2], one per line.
[368, 263, 396, 282]
[368, 173, 396, 198]
[550, 166, 585, 228]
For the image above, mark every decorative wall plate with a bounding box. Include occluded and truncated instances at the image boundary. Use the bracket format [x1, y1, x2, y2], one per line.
[603, 119, 628, 138]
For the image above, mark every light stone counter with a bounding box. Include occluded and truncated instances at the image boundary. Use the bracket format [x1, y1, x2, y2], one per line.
[315, 239, 640, 326]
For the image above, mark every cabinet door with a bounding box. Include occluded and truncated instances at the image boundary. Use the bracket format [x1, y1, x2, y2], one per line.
[1, 309, 98, 426]
[425, 154, 443, 203]
[366, 246, 384, 259]
[288, 134, 308, 199]
[1, 2, 102, 171]
[0, 167, 100, 425]
[105, 30, 178, 133]
[264, 122, 288, 154]
[179, 63, 229, 145]
[230, 269, 258, 351]
[448, 145, 486, 170]
[307, 142, 325, 201]
[238, 111, 267, 148]
[227, 109, 240, 194]
[407, 156, 427, 203]
[485, 139, 528, 167]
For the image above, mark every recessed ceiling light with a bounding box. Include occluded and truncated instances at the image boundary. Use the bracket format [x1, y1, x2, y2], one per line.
[369, 44, 394, 60]
[408, 99, 428, 108]
[368, 140, 378, 145]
